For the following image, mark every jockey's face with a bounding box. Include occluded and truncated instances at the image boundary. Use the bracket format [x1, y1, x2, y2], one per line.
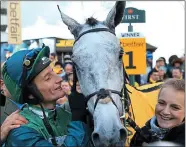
[33, 66, 65, 104]
[155, 86, 184, 129]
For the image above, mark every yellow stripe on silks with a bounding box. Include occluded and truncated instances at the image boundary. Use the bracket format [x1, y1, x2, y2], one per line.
[124, 82, 162, 146]
[135, 82, 163, 111]
[137, 82, 163, 90]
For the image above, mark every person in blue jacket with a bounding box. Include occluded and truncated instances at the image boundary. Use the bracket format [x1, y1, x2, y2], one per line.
[2, 45, 89, 147]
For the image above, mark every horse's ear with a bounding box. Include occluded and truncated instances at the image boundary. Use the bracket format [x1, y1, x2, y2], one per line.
[104, 1, 126, 29]
[57, 5, 81, 38]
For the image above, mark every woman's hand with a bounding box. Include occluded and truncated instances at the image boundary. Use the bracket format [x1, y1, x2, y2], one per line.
[1, 110, 28, 142]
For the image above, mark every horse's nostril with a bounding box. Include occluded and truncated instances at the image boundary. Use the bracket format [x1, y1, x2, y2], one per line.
[92, 132, 100, 147]
[120, 128, 127, 141]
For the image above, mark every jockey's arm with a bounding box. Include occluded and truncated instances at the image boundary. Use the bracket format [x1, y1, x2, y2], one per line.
[5, 121, 89, 147]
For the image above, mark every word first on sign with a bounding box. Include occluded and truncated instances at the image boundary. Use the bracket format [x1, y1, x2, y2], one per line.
[120, 33, 146, 75]
[122, 7, 146, 23]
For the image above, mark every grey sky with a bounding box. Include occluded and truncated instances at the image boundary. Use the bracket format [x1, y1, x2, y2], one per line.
[14, 1, 185, 62]
[21, 1, 70, 27]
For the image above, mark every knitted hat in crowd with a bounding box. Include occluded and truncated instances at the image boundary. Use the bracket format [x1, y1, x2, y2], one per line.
[156, 57, 164, 62]
[2, 46, 51, 103]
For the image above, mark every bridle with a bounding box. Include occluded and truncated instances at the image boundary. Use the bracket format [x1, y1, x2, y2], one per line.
[72, 27, 142, 136]
[71, 27, 143, 143]
[57, 4, 140, 135]
[73, 27, 116, 45]
[86, 88, 121, 110]
[72, 27, 134, 125]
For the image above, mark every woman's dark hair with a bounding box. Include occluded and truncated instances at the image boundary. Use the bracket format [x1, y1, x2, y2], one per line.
[168, 55, 178, 65]
[50, 53, 56, 57]
[55, 61, 63, 67]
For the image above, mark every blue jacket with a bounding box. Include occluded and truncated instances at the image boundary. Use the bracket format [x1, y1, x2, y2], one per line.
[4, 103, 89, 147]
[5, 121, 89, 147]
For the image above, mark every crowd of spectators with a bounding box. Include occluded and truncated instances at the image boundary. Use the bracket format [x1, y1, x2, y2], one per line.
[139, 53, 185, 86]
[49, 52, 185, 89]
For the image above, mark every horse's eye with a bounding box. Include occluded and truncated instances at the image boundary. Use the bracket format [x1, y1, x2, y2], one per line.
[119, 49, 124, 60]
[119, 54, 123, 60]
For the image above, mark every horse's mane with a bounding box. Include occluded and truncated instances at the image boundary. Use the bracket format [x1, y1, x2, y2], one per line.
[86, 17, 98, 26]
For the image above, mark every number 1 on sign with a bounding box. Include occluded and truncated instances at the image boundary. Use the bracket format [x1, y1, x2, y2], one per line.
[125, 51, 136, 69]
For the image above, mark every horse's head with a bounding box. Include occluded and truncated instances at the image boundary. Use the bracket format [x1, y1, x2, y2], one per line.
[58, 1, 127, 146]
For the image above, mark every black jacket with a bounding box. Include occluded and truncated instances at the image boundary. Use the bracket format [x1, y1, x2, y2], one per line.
[130, 119, 185, 146]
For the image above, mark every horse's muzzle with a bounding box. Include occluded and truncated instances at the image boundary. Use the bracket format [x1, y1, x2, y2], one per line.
[92, 127, 127, 147]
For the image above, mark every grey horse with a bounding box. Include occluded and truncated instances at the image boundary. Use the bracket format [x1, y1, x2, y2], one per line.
[58, 1, 127, 146]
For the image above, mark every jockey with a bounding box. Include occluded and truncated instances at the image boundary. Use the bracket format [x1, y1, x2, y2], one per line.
[2, 45, 88, 146]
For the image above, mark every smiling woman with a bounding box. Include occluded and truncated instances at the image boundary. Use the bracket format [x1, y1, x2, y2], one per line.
[130, 78, 185, 146]
[156, 79, 184, 129]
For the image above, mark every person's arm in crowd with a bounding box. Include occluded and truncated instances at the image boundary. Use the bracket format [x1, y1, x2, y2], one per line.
[0, 110, 28, 145]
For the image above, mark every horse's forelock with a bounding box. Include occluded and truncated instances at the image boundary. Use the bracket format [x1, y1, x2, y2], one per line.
[85, 17, 98, 26]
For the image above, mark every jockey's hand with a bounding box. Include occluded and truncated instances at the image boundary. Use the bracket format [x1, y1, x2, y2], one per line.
[68, 90, 87, 123]
[1, 110, 28, 142]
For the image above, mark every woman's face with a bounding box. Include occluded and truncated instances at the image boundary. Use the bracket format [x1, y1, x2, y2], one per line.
[159, 60, 165, 67]
[155, 86, 185, 129]
[159, 70, 165, 76]
[61, 81, 71, 94]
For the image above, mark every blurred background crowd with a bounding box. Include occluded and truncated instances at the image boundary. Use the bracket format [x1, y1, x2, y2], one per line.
[136, 51, 185, 87]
